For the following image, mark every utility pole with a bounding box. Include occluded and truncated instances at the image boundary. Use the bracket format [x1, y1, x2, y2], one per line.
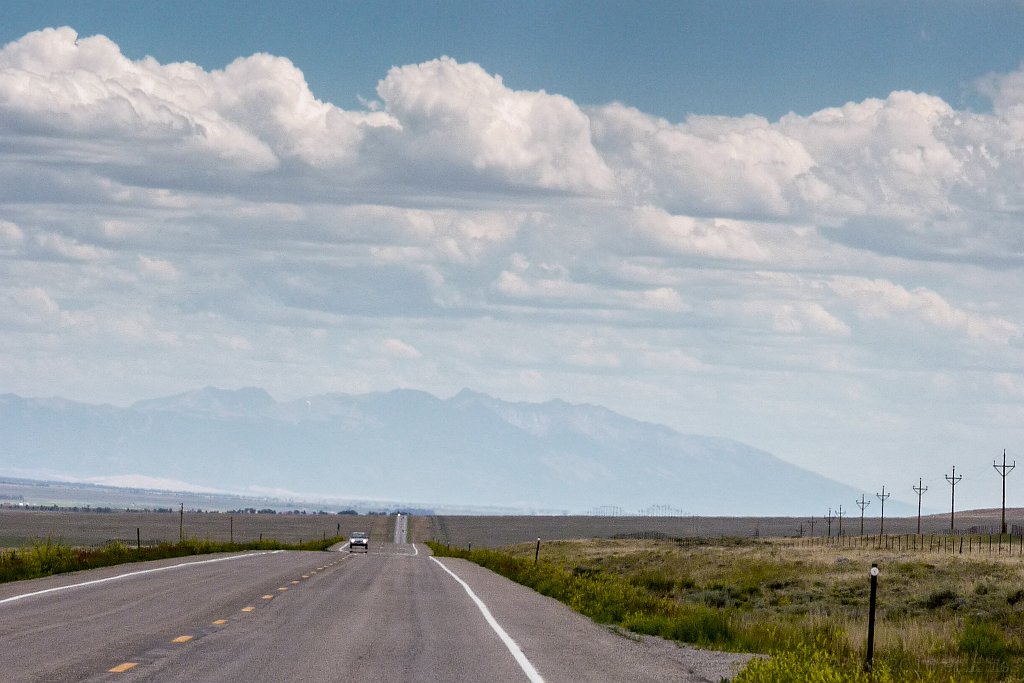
[945, 466, 962, 532]
[856, 495, 870, 536]
[837, 505, 845, 537]
[994, 449, 1016, 535]
[827, 507, 833, 538]
[876, 486, 890, 536]
[913, 478, 928, 535]
[808, 516, 817, 537]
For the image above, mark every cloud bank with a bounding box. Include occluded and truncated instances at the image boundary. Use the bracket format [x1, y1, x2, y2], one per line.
[3, 27, 1024, 505]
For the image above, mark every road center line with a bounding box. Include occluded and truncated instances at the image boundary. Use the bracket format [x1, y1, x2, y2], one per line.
[0, 551, 284, 606]
[430, 557, 545, 683]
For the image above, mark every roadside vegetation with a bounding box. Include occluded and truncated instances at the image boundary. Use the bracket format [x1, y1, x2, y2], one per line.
[0, 536, 345, 584]
[430, 536, 1024, 681]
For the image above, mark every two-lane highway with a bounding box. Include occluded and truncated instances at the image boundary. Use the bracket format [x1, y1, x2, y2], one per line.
[394, 512, 409, 544]
[0, 532, 752, 681]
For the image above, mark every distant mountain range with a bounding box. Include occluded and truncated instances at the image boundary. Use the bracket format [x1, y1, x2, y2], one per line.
[0, 386, 895, 515]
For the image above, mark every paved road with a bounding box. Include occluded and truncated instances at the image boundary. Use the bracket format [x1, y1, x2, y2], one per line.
[0, 536, 752, 681]
[394, 512, 408, 544]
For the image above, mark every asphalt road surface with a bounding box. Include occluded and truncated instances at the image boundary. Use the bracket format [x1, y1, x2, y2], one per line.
[394, 513, 409, 544]
[0, 537, 753, 682]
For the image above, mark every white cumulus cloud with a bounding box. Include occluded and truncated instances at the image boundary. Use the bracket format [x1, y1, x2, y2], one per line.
[377, 57, 615, 194]
[829, 276, 1020, 345]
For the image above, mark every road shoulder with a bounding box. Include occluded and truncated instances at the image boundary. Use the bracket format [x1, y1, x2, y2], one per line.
[434, 557, 756, 682]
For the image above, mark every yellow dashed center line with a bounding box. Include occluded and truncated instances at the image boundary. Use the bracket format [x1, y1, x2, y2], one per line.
[102, 553, 355, 675]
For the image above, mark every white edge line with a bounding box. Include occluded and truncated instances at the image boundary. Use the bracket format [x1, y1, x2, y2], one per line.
[411, 543, 419, 556]
[430, 556, 545, 683]
[0, 550, 284, 606]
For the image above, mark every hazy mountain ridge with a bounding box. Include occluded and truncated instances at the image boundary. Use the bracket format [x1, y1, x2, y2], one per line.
[131, 386, 278, 417]
[0, 387, 896, 515]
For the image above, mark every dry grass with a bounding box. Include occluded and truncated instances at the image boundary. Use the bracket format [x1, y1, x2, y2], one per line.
[428, 512, 1024, 548]
[0, 508, 394, 548]
[491, 536, 1024, 680]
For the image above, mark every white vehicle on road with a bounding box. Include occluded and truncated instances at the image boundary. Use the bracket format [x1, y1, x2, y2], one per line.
[349, 531, 369, 552]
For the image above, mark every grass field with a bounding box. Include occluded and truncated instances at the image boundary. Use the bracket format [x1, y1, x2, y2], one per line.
[436, 535, 1024, 681]
[0, 508, 394, 548]
[427, 510, 1024, 548]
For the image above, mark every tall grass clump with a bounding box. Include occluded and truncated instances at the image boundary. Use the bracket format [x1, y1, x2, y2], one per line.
[732, 642, 918, 683]
[5, 538, 80, 578]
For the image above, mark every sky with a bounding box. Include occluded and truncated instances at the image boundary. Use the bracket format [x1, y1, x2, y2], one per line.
[2, 2, 1024, 512]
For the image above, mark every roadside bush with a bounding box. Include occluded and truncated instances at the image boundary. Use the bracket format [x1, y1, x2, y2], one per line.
[629, 570, 676, 594]
[0, 538, 79, 580]
[959, 621, 1013, 660]
[734, 643, 905, 683]
[621, 607, 732, 646]
[922, 587, 959, 610]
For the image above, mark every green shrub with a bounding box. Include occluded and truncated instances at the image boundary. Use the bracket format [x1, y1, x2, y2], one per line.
[629, 570, 677, 594]
[734, 643, 902, 683]
[922, 588, 959, 610]
[621, 607, 732, 646]
[959, 621, 1013, 660]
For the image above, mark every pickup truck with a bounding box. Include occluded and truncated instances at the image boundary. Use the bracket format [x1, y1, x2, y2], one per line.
[349, 531, 369, 552]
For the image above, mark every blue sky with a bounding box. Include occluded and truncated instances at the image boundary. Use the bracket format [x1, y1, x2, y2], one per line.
[2, 3, 1024, 512]
[5, 1, 1024, 119]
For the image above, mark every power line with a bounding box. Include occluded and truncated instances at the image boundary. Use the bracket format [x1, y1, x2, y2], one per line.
[994, 449, 1016, 535]
[855, 494, 870, 536]
[588, 505, 624, 516]
[945, 466, 962, 532]
[912, 478, 928, 535]
[876, 486, 890, 536]
[640, 504, 685, 517]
